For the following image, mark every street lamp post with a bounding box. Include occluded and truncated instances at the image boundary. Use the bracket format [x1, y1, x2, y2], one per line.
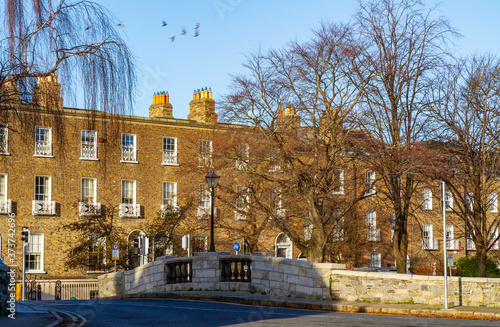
[205, 171, 220, 252]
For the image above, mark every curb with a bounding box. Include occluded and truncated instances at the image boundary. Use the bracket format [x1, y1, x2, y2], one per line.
[109, 292, 500, 321]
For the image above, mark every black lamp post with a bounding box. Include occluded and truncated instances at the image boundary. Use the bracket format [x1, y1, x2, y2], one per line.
[205, 171, 220, 252]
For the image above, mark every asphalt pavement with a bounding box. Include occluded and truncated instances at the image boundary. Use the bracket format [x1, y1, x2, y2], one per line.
[1, 291, 499, 326]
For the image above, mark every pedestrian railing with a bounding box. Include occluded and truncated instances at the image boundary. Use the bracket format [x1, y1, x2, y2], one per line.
[220, 258, 251, 282]
[166, 260, 192, 284]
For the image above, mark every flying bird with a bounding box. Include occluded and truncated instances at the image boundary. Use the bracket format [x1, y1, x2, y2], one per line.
[194, 23, 200, 30]
[170, 35, 175, 42]
[117, 22, 124, 27]
[180, 27, 187, 35]
[86, 26, 91, 30]
[162, 21, 167, 27]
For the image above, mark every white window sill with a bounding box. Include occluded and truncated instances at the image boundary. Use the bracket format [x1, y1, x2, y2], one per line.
[26, 270, 47, 274]
[86, 270, 108, 274]
[80, 157, 99, 161]
[120, 160, 139, 164]
[333, 192, 345, 195]
[34, 154, 54, 158]
[423, 208, 433, 211]
[161, 163, 179, 166]
[0, 152, 11, 156]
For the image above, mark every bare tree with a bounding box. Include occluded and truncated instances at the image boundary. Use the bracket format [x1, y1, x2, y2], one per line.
[1, 0, 136, 114]
[350, 0, 458, 273]
[220, 23, 370, 263]
[429, 54, 500, 277]
[63, 202, 127, 272]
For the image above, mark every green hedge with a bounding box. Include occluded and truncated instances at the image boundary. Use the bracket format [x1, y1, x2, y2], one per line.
[455, 256, 500, 278]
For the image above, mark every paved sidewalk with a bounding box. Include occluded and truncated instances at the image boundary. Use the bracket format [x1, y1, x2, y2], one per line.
[124, 290, 500, 321]
[0, 301, 59, 327]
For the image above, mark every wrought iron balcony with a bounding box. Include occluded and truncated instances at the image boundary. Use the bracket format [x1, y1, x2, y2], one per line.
[161, 204, 180, 217]
[422, 238, 439, 250]
[119, 203, 140, 218]
[197, 207, 219, 219]
[366, 228, 381, 242]
[121, 148, 137, 162]
[162, 151, 177, 165]
[32, 200, 56, 215]
[79, 202, 102, 216]
[81, 144, 97, 160]
[34, 141, 52, 156]
[0, 199, 12, 214]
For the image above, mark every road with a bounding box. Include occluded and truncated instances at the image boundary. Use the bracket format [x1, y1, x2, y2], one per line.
[1, 299, 499, 326]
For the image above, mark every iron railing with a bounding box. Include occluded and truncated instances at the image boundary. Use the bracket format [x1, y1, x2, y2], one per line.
[32, 200, 56, 215]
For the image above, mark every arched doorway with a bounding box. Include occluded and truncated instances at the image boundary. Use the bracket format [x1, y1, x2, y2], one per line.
[275, 233, 292, 259]
[127, 229, 149, 269]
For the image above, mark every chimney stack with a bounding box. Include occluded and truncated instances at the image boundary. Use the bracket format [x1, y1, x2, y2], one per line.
[188, 87, 217, 123]
[149, 91, 173, 118]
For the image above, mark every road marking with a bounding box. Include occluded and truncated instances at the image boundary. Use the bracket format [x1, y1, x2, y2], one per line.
[44, 308, 87, 327]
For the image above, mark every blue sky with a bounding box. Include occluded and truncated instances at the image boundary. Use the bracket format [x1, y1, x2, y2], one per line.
[95, 0, 500, 119]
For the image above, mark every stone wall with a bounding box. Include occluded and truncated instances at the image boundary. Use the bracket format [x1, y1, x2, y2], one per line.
[329, 271, 500, 307]
[99, 254, 500, 307]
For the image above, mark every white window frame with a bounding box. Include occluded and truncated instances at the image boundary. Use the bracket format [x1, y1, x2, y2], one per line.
[34, 175, 51, 202]
[121, 180, 136, 204]
[236, 143, 249, 170]
[81, 130, 98, 160]
[366, 210, 379, 241]
[489, 193, 498, 213]
[25, 233, 44, 273]
[365, 171, 376, 196]
[370, 252, 381, 268]
[0, 174, 10, 214]
[162, 137, 178, 165]
[88, 234, 106, 272]
[199, 140, 213, 167]
[445, 190, 453, 211]
[446, 224, 456, 250]
[423, 188, 432, 210]
[198, 183, 211, 219]
[121, 133, 137, 163]
[422, 224, 436, 250]
[332, 169, 345, 195]
[465, 192, 473, 212]
[490, 227, 499, 250]
[162, 182, 177, 207]
[81, 177, 97, 203]
[270, 188, 285, 218]
[34, 126, 53, 157]
[0, 124, 9, 154]
[235, 185, 249, 220]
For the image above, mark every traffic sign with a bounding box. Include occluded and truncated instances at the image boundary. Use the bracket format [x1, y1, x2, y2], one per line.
[112, 243, 120, 260]
[233, 242, 240, 252]
[447, 253, 453, 267]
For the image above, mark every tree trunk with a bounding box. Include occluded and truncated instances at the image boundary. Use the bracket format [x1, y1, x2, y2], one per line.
[304, 245, 325, 263]
[393, 229, 408, 273]
[476, 246, 487, 277]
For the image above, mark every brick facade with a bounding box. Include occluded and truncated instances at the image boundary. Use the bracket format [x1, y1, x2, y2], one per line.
[0, 77, 497, 281]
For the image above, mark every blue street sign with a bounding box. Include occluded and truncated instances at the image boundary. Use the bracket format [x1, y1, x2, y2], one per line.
[233, 242, 240, 252]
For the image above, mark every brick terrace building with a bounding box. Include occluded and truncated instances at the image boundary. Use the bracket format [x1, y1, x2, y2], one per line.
[0, 76, 498, 281]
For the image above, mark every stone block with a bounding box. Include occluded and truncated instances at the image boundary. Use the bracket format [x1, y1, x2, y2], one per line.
[287, 275, 313, 287]
[270, 280, 289, 291]
[254, 261, 273, 272]
[269, 271, 284, 282]
[194, 269, 216, 278]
